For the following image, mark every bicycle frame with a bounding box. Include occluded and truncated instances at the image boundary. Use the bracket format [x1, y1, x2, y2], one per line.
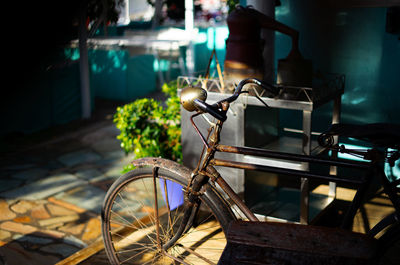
[188, 99, 400, 236]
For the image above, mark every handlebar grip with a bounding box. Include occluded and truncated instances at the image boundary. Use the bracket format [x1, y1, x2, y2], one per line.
[193, 99, 227, 121]
[232, 78, 279, 100]
[258, 80, 280, 97]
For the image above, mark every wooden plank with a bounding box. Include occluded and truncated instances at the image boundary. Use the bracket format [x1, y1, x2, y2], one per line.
[55, 238, 104, 265]
[220, 221, 378, 265]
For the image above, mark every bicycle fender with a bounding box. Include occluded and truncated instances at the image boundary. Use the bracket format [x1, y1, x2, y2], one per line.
[131, 157, 192, 180]
[131, 157, 237, 229]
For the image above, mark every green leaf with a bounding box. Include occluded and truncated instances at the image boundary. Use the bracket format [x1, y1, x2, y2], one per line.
[113, 80, 182, 170]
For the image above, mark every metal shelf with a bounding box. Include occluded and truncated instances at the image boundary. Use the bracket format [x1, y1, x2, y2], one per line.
[178, 73, 345, 112]
[249, 186, 334, 224]
[179, 73, 344, 224]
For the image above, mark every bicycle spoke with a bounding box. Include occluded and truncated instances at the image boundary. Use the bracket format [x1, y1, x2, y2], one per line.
[102, 169, 231, 265]
[176, 244, 217, 265]
[113, 192, 155, 229]
[112, 183, 163, 231]
[163, 178, 174, 236]
[163, 249, 191, 265]
[110, 209, 156, 245]
[113, 225, 158, 250]
[152, 167, 162, 250]
[119, 246, 155, 264]
[110, 206, 169, 251]
[115, 244, 156, 254]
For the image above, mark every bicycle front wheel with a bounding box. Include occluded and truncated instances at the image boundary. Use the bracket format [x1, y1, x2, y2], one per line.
[102, 166, 233, 265]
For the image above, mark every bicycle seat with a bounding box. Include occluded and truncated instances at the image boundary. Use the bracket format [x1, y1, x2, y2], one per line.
[322, 123, 400, 148]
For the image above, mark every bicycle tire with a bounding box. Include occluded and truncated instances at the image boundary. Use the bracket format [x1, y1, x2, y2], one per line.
[102, 166, 235, 265]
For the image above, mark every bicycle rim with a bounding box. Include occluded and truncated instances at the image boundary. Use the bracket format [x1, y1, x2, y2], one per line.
[102, 167, 232, 264]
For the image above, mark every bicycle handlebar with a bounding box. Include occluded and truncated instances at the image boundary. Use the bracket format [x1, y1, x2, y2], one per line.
[192, 78, 279, 121]
[222, 78, 279, 104]
[193, 99, 227, 122]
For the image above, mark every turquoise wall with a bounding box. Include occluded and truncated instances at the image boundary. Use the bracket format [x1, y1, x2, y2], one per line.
[90, 25, 229, 101]
[194, 26, 229, 74]
[272, 1, 400, 130]
[89, 50, 157, 101]
[0, 51, 82, 137]
[239, 0, 400, 130]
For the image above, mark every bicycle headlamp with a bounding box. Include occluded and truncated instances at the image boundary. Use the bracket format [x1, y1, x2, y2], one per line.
[180, 86, 207, 112]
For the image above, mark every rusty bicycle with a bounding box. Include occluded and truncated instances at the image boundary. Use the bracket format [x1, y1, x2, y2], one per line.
[101, 78, 400, 264]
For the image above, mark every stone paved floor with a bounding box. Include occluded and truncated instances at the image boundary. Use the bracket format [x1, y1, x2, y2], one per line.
[0, 99, 141, 265]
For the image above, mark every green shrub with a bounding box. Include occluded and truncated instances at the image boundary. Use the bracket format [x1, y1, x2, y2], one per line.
[114, 81, 182, 172]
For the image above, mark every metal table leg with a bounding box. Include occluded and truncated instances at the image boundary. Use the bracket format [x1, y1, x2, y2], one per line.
[300, 110, 312, 224]
[329, 96, 342, 198]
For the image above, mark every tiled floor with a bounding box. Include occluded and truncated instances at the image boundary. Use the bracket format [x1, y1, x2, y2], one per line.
[0, 99, 134, 264]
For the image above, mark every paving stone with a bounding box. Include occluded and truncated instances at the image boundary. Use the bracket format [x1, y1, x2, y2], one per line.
[103, 164, 125, 178]
[82, 217, 101, 242]
[58, 223, 85, 235]
[13, 216, 31, 223]
[90, 138, 121, 154]
[12, 234, 53, 244]
[47, 203, 76, 216]
[94, 157, 121, 168]
[12, 168, 48, 181]
[54, 185, 106, 214]
[0, 221, 37, 234]
[89, 174, 117, 184]
[57, 150, 102, 167]
[91, 178, 116, 191]
[3, 163, 35, 171]
[102, 156, 134, 177]
[46, 222, 64, 230]
[40, 243, 80, 258]
[0, 173, 86, 200]
[0, 200, 17, 220]
[81, 125, 119, 145]
[38, 229, 65, 239]
[0, 242, 60, 265]
[47, 197, 86, 214]
[31, 204, 51, 219]
[75, 168, 103, 181]
[141, 205, 156, 214]
[44, 160, 64, 170]
[0, 179, 22, 193]
[10, 200, 40, 214]
[63, 235, 87, 248]
[38, 215, 80, 227]
[102, 149, 125, 159]
[0, 230, 11, 240]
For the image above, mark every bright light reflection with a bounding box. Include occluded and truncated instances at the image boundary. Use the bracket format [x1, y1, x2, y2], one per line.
[385, 148, 400, 183]
[331, 143, 370, 162]
[207, 27, 229, 50]
[334, 144, 400, 184]
[196, 32, 207, 44]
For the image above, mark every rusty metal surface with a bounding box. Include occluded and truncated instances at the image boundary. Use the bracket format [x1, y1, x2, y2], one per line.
[215, 144, 370, 169]
[205, 166, 258, 222]
[131, 157, 192, 180]
[218, 221, 378, 265]
[210, 158, 366, 184]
